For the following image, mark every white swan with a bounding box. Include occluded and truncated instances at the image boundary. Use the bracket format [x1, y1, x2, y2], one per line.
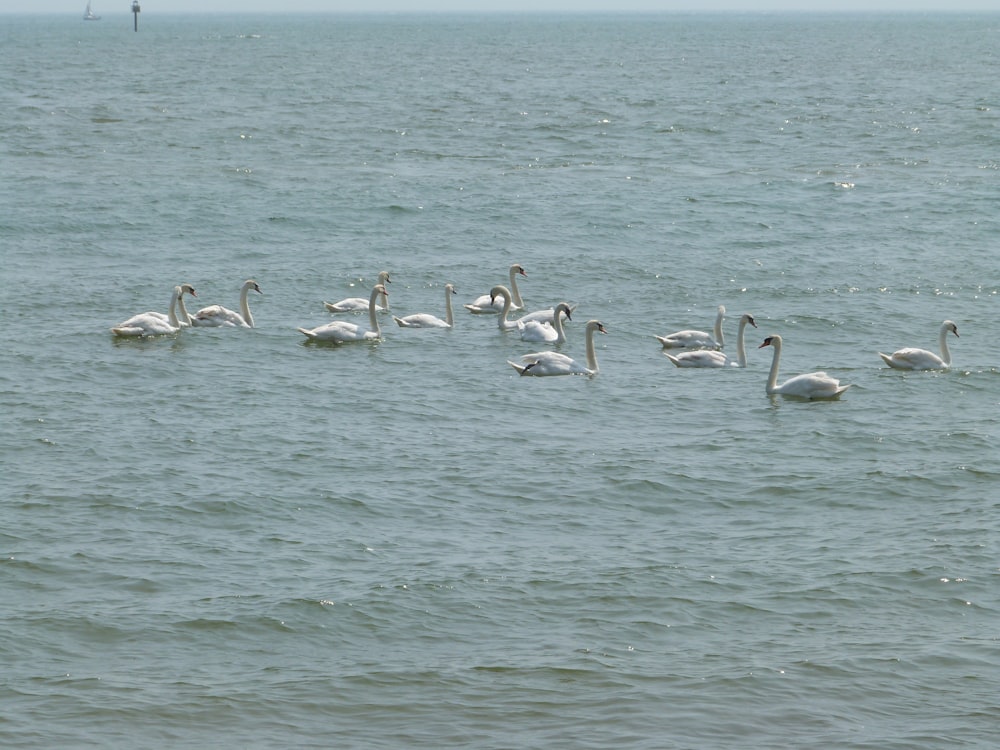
[759, 334, 850, 399]
[655, 305, 726, 349]
[878, 320, 959, 370]
[298, 284, 388, 342]
[111, 285, 192, 337]
[324, 271, 391, 313]
[508, 320, 608, 377]
[191, 279, 262, 328]
[465, 264, 527, 313]
[393, 284, 456, 329]
[517, 302, 573, 343]
[666, 313, 757, 368]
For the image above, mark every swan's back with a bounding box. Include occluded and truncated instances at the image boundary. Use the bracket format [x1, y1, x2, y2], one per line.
[775, 372, 850, 399]
[111, 312, 179, 337]
[878, 348, 945, 370]
[192, 305, 248, 327]
[655, 330, 719, 350]
[298, 320, 378, 341]
[509, 353, 589, 376]
[394, 313, 449, 329]
[665, 350, 730, 368]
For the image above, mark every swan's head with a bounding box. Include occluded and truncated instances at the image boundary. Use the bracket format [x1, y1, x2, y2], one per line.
[943, 320, 959, 338]
[588, 320, 608, 334]
[373, 284, 389, 298]
[489, 285, 511, 304]
[513, 264, 527, 277]
[179, 283, 197, 297]
[556, 302, 572, 321]
[378, 271, 391, 285]
[743, 314, 757, 328]
[445, 284, 456, 294]
[244, 280, 263, 295]
[759, 335, 781, 349]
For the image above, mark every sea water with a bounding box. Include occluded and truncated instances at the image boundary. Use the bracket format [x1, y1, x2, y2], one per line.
[1, 12, 999, 749]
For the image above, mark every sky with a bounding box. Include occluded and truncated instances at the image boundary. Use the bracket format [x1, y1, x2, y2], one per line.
[2, 0, 998, 13]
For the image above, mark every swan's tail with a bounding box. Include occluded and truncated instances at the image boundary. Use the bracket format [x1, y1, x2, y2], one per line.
[111, 326, 142, 337]
[507, 360, 532, 375]
[877, 352, 893, 367]
[297, 327, 317, 338]
[664, 353, 683, 368]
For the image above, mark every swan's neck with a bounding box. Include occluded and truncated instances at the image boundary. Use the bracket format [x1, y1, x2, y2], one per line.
[585, 325, 599, 372]
[240, 285, 255, 328]
[765, 338, 782, 394]
[444, 289, 454, 327]
[176, 292, 192, 325]
[938, 326, 952, 365]
[508, 267, 524, 308]
[167, 289, 180, 328]
[368, 288, 381, 335]
[714, 308, 725, 348]
[552, 308, 566, 343]
[735, 318, 748, 368]
[496, 292, 512, 330]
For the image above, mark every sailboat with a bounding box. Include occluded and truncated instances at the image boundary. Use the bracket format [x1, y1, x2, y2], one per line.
[84, 1, 101, 20]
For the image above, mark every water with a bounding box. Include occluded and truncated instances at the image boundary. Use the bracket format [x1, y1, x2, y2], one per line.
[2, 12, 999, 749]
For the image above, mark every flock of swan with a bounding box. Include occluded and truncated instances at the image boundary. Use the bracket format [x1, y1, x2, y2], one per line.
[111, 264, 961, 399]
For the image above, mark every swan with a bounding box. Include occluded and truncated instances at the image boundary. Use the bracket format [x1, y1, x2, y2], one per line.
[191, 279, 262, 328]
[655, 305, 726, 349]
[878, 320, 959, 370]
[517, 302, 573, 343]
[758, 334, 850, 399]
[465, 264, 527, 313]
[111, 285, 192, 337]
[298, 284, 388, 342]
[488, 285, 522, 331]
[666, 313, 757, 368]
[508, 320, 608, 377]
[324, 271, 391, 313]
[393, 284, 456, 329]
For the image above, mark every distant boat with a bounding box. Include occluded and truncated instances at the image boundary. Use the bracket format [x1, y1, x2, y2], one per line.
[83, 1, 100, 20]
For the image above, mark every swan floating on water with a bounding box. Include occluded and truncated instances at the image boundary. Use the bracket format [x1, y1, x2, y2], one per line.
[298, 284, 388, 342]
[878, 320, 959, 370]
[517, 302, 572, 343]
[666, 313, 757, 368]
[191, 279, 262, 328]
[656, 305, 726, 349]
[759, 334, 850, 399]
[509, 320, 607, 376]
[393, 284, 456, 329]
[324, 271, 391, 313]
[111, 284, 195, 337]
[465, 264, 526, 313]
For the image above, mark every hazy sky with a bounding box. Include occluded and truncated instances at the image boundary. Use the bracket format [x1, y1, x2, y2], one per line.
[4, 0, 998, 13]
